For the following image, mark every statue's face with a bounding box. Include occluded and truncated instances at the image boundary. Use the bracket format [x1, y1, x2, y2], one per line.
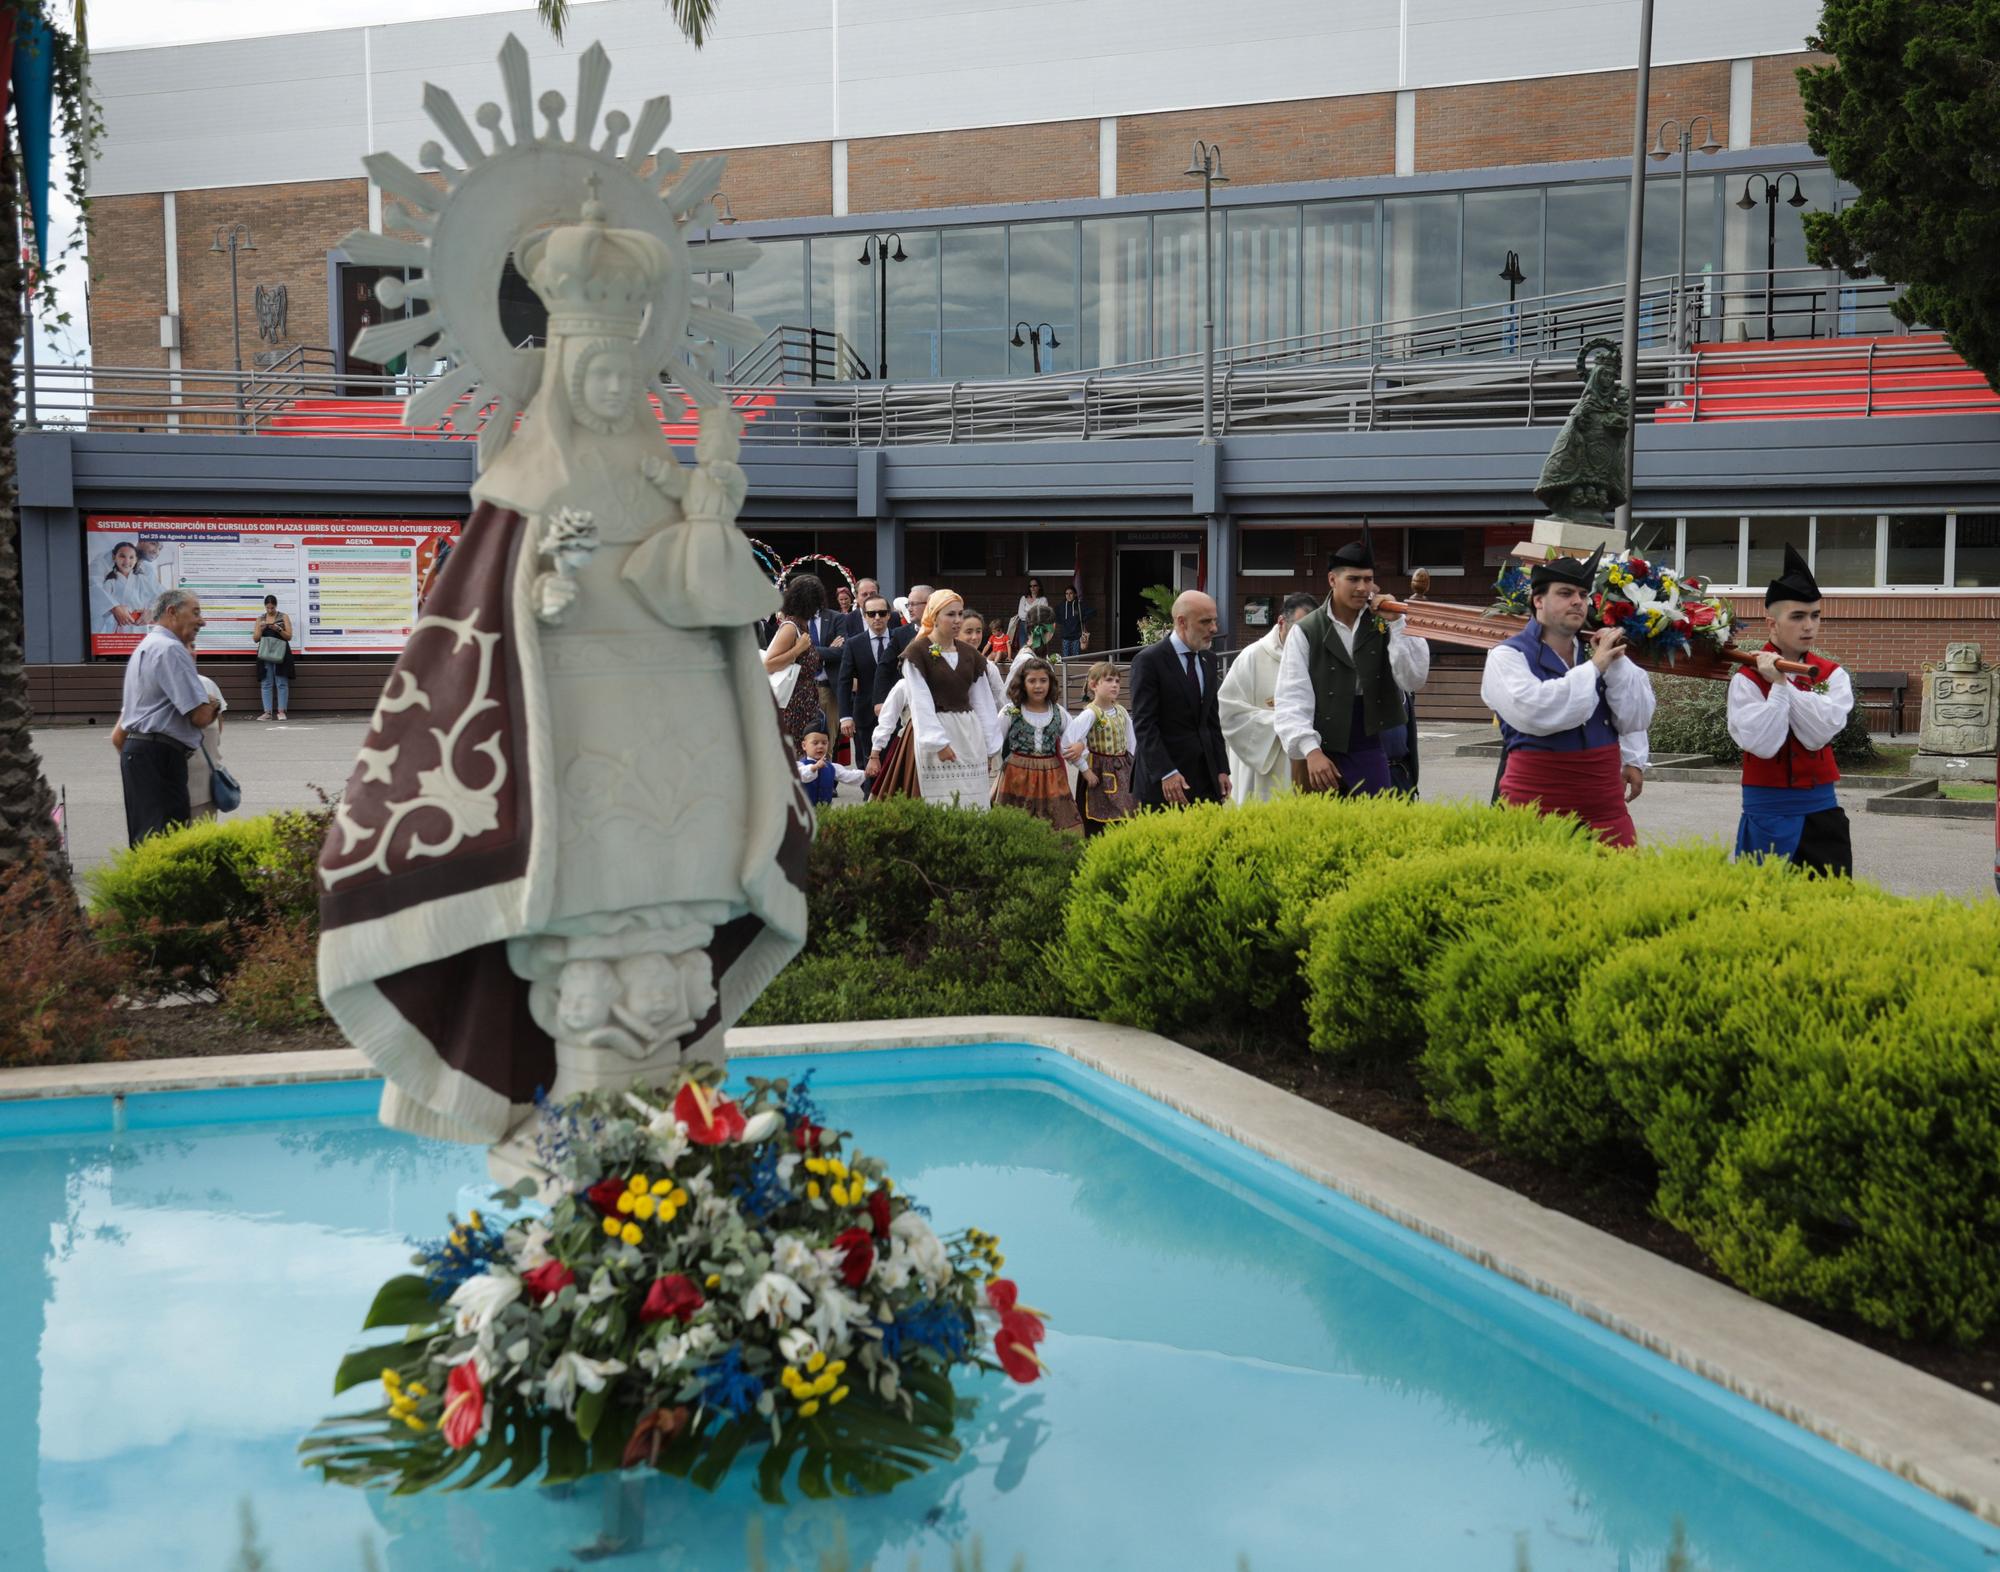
[579, 346, 636, 424]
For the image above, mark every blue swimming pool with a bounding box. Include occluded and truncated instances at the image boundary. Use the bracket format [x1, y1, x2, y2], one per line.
[0, 1044, 1992, 1571]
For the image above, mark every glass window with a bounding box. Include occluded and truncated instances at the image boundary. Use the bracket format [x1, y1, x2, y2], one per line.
[1954, 514, 2000, 588]
[1885, 513, 1946, 586]
[1462, 188, 1543, 351]
[1544, 182, 1626, 301]
[882, 230, 941, 381]
[1684, 517, 1742, 585]
[942, 227, 1007, 380]
[1007, 221, 1078, 376]
[1630, 518, 1676, 562]
[1813, 514, 1879, 587]
[1022, 531, 1077, 576]
[1724, 167, 1839, 341]
[1081, 216, 1149, 370]
[1241, 532, 1295, 575]
[810, 235, 876, 378]
[935, 532, 987, 576]
[729, 237, 806, 338]
[1406, 528, 1465, 573]
[1152, 212, 1218, 364]
[1745, 516, 1811, 588]
[1643, 173, 1718, 347]
[1303, 200, 1376, 353]
[1225, 205, 1300, 351]
[1382, 194, 1459, 349]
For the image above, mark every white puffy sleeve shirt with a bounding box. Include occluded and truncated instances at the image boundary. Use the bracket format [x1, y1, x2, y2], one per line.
[1727, 666, 1853, 758]
[871, 679, 910, 752]
[1273, 616, 1431, 761]
[1480, 642, 1656, 771]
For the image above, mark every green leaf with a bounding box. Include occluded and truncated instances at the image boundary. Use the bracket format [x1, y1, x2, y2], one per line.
[362, 1275, 440, 1330]
[332, 1340, 415, 1396]
[574, 1385, 606, 1443]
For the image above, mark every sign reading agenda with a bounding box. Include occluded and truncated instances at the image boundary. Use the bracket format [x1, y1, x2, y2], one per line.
[84, 515, 461, 657]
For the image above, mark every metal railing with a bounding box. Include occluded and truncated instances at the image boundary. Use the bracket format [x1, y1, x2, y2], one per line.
[727, 325, 869, 386]
[29, 325, 1985, 446]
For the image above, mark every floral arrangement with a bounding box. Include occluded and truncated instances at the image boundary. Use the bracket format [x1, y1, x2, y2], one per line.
[303, 1069, 1047, 1501]
[1492, 551, 1734, 664]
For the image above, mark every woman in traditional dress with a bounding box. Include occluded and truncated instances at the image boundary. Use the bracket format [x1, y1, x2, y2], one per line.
[993, 655, 1082, 832]
[763, 573, 828, 742]
[1062, 660, 1138, 836]
[899, 589, 1000, 809]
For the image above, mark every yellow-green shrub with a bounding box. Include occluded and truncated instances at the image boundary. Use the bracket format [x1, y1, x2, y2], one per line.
[1578, 898, 2000, 1343]
[1302, 840, 1610, 1059]
[87, 814, 287, 982]
[1053, 795, 1599, 1036]
[1414, 848, 1891, 1164]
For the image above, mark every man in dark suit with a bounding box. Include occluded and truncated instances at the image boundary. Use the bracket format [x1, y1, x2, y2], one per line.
[837, 591, 913, 784]
[1131, 590, 1231, 807]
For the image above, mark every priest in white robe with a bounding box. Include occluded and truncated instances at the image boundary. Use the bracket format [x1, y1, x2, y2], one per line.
[1218, 593, 1319, 804]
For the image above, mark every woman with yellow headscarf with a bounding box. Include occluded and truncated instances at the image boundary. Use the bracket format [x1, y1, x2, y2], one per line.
[898, 589, 1001, 808]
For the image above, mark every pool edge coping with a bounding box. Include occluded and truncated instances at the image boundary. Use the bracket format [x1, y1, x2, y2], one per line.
[5, 1017, 1996, 1531]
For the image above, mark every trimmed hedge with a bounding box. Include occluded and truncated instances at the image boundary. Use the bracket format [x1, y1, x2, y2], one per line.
[741, 799, 1082, 1026]
[1054, 795, 1600, 1038]
[1580, 899, 2000, 1343]
[86, 815, 289, 981]
[1649, 672, 1876, 767]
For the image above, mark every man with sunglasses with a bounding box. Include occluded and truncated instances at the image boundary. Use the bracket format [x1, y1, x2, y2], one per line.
[837, 593, 914, 782]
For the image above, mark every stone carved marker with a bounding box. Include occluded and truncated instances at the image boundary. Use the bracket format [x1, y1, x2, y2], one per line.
[314, 37, 811, 1147]
[1920, 642, 1999, 757]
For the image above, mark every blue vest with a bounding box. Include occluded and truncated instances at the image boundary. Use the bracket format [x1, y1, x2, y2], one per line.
[1496, 624, 1619, 753]
[799, 757, 839, 806]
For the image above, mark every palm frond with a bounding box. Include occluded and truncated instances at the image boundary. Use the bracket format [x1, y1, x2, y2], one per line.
[538, 0, 715, 46]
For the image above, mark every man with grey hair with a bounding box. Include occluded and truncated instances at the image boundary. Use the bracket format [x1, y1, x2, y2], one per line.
[1130, 590, 1231, 807]
[117, 588, 220, 844]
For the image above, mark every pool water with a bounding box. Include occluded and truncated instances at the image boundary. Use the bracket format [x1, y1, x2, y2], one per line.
[0, 1045, 1992, 1572]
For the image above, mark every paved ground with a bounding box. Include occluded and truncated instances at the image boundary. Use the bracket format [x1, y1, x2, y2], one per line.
[37, 718, 1996, 901]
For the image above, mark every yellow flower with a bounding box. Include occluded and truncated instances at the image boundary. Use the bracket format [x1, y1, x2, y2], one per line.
[603, 1216, 622, 1238]
[632, 1194, 657, 1221]
[403, 1414, 428, 1432]
[670, 1187, 689, 1208]
[620, 1222, 643, 1247]
[806, 1351, 827, 1374]
[828, 1159, 848, 1180]
[805, 1158, 829, 1176]
[467, 1210, 484, 1231]
[829, 1386, 850, 1406]
[380, 1369, 403, 1392]
[704, 1274, 721, 1290]
[651, 1178, 676, 1196]
[812, 1372, 837, 1396]
[828, 1360, 847, 1378]
[798, 1399, 821, 1418]
[405, 1383, 427, 1399]
[807, 1181, 821, 1202]
[616, 1192, 636, 1215]
[628, 1174, 649, 1193]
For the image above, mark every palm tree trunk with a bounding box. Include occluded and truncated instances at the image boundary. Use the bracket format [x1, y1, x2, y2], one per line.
[0, 131, 66, 876]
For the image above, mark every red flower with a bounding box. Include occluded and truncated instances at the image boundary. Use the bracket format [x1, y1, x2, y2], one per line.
[865, 1186, 893, 1242]
[1629, 558, 1651, 578]
[521, 1260, 575, 1304]
[994, 1314, 1045, 1384]
[1672, 617, 1692, 635]
[441, 1360, 485, 1450]
[586, 1177, 628, 1215]
[830, 1226, 875, 1289]
[985, 1279, 1018, 1313]
[672, 1082, 747, 1145]
[1602, 601, 1634, 624]
[640, 1274, 706, 1325]
[792, 1120, 827, 1153]
[1001, 1307, 1046, 1348]
[1686, 603, 1717, 628]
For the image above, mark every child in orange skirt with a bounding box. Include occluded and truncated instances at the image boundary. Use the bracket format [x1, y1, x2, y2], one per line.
[1061, 661, 1139, 836]
[992, 655, 1082, 832]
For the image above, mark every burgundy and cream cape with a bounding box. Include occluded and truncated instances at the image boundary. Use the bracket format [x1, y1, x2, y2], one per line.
[317, 502, 811, 1143]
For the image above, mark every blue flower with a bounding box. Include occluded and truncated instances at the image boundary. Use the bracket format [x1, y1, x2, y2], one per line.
[782, 1071, 825, 1134]
[733, 1141, 790, 1223]
[696, 1348, 765, 1419]
[410, 1212, 509, 1302]
[880, 1302, 971, 1364]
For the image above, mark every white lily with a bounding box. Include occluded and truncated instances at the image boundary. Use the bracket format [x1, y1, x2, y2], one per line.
[448, 1270, 522, 1337]
[740, 1109, 783, 1143]
[890, 1212, 952, 1291]
[803, 1282, 866, 1353]
[511, 1222, 554, 1272]
[778, 1327, 818, 1366]
[543, 1351, 628, 1418]
[741, 1270, 809, 1328]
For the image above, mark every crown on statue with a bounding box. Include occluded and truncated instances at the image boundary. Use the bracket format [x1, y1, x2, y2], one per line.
[518, 175, 675, 339]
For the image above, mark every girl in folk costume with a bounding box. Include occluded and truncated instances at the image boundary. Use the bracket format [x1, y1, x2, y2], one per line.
[1727, 544, 1854, 876]
[1478, 546, 1655, 848]
[865, 675, 921, 800]
[994, 655, 1083, 832]
[900, 589, 1002, 808]
[958, 609, 1010, 712]
[1062, 661, 1139, 835]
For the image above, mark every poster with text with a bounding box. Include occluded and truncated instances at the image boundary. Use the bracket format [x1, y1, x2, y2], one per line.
[85, 516, 462, 657]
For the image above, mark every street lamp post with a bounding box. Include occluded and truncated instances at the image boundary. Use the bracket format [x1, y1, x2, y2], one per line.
[1615, 0, 1655, 535]
[1647, 117, 1722, 353]
[1498, 251, 1526, 354]
[1009, 321, 1060, 374]
[210, 223, 256, 430]
[1736, 173, 1810, 343]
[856, 232, 907, 381]
[1184, 140, 1229, 444]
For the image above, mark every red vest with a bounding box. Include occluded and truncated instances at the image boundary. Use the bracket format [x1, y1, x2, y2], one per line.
[1739, 646, 1842, 789]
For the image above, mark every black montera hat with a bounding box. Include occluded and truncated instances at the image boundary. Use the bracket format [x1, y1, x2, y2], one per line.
[1529, 544, 1604, 592]
[1764, 542, 1821, 606]
[1330, 520, 1376, 571]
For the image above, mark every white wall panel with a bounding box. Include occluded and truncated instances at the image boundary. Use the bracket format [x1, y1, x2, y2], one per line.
[89, 0, 1823, 198]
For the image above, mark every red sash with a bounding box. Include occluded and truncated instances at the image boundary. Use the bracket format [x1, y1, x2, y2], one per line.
[1499, 743, 1635, 848]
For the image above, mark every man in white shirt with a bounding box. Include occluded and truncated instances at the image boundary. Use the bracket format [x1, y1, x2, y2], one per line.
[116, 589, 221, 845]
[1479, 546, 1653, 847]
[1274, 530, 1431, 796]
[1219, 592, 1318, 803]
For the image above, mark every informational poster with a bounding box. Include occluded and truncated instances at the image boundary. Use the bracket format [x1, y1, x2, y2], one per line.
[85, 516, 461, 656]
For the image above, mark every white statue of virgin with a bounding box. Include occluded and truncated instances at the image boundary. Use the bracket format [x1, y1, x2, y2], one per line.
[315, 39, 811, 1146]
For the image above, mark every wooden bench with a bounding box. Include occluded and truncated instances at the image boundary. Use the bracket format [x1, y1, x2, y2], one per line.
[1849, 670, 1910, 734]
[33, 660, 400, 723]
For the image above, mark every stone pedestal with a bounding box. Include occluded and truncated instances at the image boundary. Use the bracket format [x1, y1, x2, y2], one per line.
[1909, 753, 1999, 783]
[1511, 516, 1628, 565]
[1918, 642, 1998, 761]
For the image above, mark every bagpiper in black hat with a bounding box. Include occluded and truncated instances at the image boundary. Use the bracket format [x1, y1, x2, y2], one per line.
[1528, 543, 1604, 593]
[1764, 541, 1821, 606]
